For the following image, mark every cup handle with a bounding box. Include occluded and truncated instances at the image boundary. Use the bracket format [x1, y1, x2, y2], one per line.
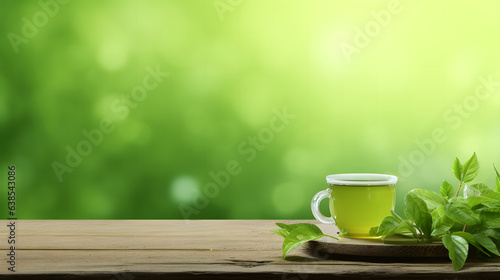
[311, 189, 335, 224]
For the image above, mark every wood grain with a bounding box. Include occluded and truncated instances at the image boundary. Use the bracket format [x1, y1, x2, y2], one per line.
[0, 220, 499, 279]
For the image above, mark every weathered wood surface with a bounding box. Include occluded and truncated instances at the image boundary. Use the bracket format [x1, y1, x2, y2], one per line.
[0, 220, 499, 279]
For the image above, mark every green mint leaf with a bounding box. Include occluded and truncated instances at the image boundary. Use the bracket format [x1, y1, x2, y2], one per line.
[466, 196, 494, 208]
[472, 233, 500, 257]
[275, 223, 291, 231]
[443, 234, 469, 271]
[282, 224, 326, 259]
[394, 220, 414, 235]
[373, 216, 400, 236]
[452, 231, 490, 257]
[403, 218, 420, 240]
[480, 205, 500, 212]
[446, 197, 481, 225]
[462, 152, 479, 183]
[480, 211, 500, 228]
[339, 227, 347, 237]
[388, 211, 416, 236]
[465, 183, 500, 201]
[273, 223, 342, 259]
[494, 164, 500, 180]
[372, 213, 415, 237]
[440, 180, 455, 199]
[405, 192, 432, 239]
[271, 228, 290, 238]
[388, 212, 417, 237]
[494, 164, 500, 192]
[431, 205, 454, 236]
[390, 209, 404, 223]
[411, 188, 447, 211]
[452, 158, 463, 182]
[276, 222, 311, 232]
[464, 184, 482, 198]
[482, 229, 500, 240]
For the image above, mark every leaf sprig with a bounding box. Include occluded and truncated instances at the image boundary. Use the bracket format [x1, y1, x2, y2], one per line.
[271, 153, 500, 271]
[370, 152, 500, 271]
[271, 223, 340, 259]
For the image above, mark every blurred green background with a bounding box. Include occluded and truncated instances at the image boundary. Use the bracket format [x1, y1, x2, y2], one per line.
[1, 0, 500, 219]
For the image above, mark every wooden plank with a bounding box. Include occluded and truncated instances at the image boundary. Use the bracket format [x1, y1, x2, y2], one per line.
[1, 220, 292, 251]
[3, 220, 282, 236]
[9, 235, 281, 250]
[0, 220, 499, 279]
[2, 249, 500, 275]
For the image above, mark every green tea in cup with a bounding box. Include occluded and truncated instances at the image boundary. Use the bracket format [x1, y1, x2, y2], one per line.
[311, 173, 397, 238]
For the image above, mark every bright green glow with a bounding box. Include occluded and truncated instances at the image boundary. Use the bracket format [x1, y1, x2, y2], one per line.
[1, 0, 500, 219]
[170, 176, 199, 204]
[98, 38, 130, 71]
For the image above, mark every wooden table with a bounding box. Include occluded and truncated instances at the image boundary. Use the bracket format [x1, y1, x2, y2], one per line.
[1, 220, 499, 279]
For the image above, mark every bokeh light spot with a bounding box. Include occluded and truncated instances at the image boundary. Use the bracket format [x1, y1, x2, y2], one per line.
[170, 176, 199, 203]
[98, 39, 129, 71]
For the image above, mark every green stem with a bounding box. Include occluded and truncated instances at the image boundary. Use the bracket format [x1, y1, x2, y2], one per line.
[416, 228, 424, 242]
[456, 182, 463, 197]
[324, 234, 341, 241]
